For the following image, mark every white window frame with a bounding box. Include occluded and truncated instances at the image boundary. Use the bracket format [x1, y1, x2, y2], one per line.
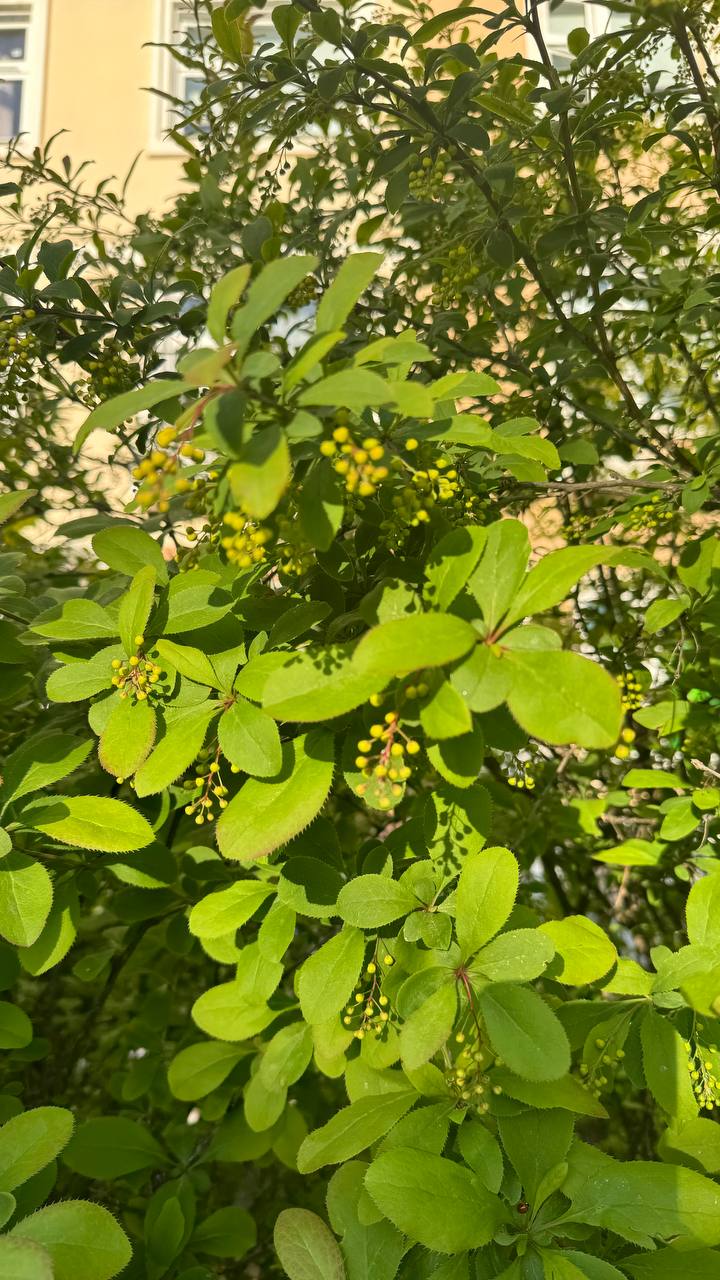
[150, 0, 282, 154]
[535, 1, 617, 68]
[0, 0, 48, 147]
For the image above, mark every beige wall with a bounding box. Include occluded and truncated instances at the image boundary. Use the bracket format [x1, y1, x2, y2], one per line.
[41, 0, 183, 215]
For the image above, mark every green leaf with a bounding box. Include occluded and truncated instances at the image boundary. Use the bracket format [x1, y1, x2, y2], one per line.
[492, 1069, 608, 1118]
[189, 881, 275, 938]
[133, 703, 217, 797]
[296, 460, 345, 551]
[117, 566, 155, 655]
[0, 1237, 53, 1279]
[168, 1041, 246, 1101]
[46, 649, 116, 703]
[499, 1109, 573, 1205]
[456, 846, 518, 959]
[420, 679, 472, 740]
[75, 379, 193, 451]
[298, 369, 395, 412]
[207, 263, 251, 343]
[640, 1008, 698, 1122]
[98, 696, 156, 779]
[0, 853, 53, 947]
[539, 917, 617, 985]
[644, 595, 691, 634]
[622, 1247, 720, 1278]
[503, 545, 658, 630]
[23, 795, 154, 852]
[92, 524, 169, 583]
[426, 722, 485, 788]
[353, 614, 477, 683]
[262, 645, 381, 723]
[229, 426, 291, 519]
[297, 926, 365, 1025]
[164, 571, 231, 634]
[216, 730, 335, 862]
[364, 1147, 501, 1252]
[63, 1116, 165, 1178]
[0, 733, 92, 809]
[231, 254, 319, 355]
[155, 639, 220, 687]
[0, 488, 37, 527]
[686, 873, 720, 947]
[622, 769, 689, 791]
[316, 253, 383, 333]
[457, 1121, 504, 1192]
[258, 1023, 314, 1092]
[424, 526, 487, 611]
[400, 981, 456, 1070]
[467, 519, 530, 631]
[478, 985, 571, 1081]
[274, 1208, 346, 1280]
[0, 1001, 32, 1049]
[659, 1117, 720, 1175]
[192, 983, 279, 1042]
[297, 1092, 416, 1173]
[10, 1200, 133, 1280]
[0, 1107, 74, 1190]
[219, 698, 283, 776]
[336, 875, 417, 928]
[505, 650, 622, 748]
[19, 883, 78, 976]
[193, 1206, 256, 1258]
[471, 929, 555, 983]
[564, 1141, 720, 1247]
[32, 598, 117, 642]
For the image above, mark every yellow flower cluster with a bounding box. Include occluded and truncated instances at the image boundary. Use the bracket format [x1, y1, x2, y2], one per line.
[622, 493, 673, 532]
[685, 1031, 720, 1110]
[432, 245, 477, 310]
[408, 153, 447, 201]
[221, 511, 272, 568]
[613, 725, 636, 761]
[110, 637, 162, 703]
[579, 1035, 626, 1100]
[354, 707, 420, 808]
[131, 425, 204, 512]
[616, 673, 643, 713]
[0, 311, 39, 414]
[320, 424, 389, 498]
[342, 957, 394, 1040]
[182, 750, 229, 825]
[446, 1031, 497, 1112]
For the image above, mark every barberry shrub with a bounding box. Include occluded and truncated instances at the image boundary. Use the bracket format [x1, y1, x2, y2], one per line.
[0, 248, 719, 1280]
[1, 0, 720, 1273]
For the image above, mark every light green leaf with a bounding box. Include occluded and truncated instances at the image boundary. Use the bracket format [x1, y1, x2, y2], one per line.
[23, 795, 154, 852]
[207, 263, 251, 342]
[478, 985, 571, 1082]
[164, 570, 231, 634]
[426, 722, 485, 788]
[400, 981, 456, 1070]
[262, 645, 381, 722]
[316, 253, 383, 333]
[641, 1008, 698, 1122]
[75, 379, 192, 451]
[297, 1092, 416, 1174]
[364, 1148, 501, 1252]
[424, 526, 487, 611]
[298, 926, 365, 1025]
[0, 853, 53, 947]
[0, 1002, 32, 1049]
[191, 982, 278, 1042]
[219, 697, 283, 776]
[0, 488, 37, 526]
[0, 733, 92, 809]
[216, 730, 335, 862]
[46, 649, 116, 703]
[472, 928, 555, 983]
[296, 460, 345, 551]
[19, 883, 78, 976]
[623, 1247, 720, 1278]
[539, 917, 617, 985]
[189, 881, 274, 939]
[98, 695, 156, 779]
[505, 650, 622, 748]
[457, 1121, 504, 1192]
[92, 524, 169, 582]
[336, 875, 417, 928]
[32, 598, 117, 642]
[456, 846, 518, 960]
[117, 565, 155, 655]
[229, 425, 291, 519]
[168, 1041, 246, 1101]
[10, 1200, 133, 1280]
[133, 703, 217, 797]
[0, 1107, 74, 1191]
[622, 769, 689, 791]
[644, 594, 691, 634]
[0, 1237, 53, 1280]
[499, 1109, 573, 1205]
[467, 519, 530, 631]
[686, 873, 720, 948]
[492, 1069, 608, 1118]
[63, 1116, 165, 1178]
[274, 1208, 346, 1280]
[353, 614, 477, 683]
[503, 545, 658, 630]
[659, 1117, 720, 1175]
[156, 638, 220, 687]
[420, 679, 472, 740]
[298, 369, 395, 412]
[231, 254, 319, 355]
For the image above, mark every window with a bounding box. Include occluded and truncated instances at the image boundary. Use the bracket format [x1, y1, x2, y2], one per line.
[0, 1, 47, 144]
[536, 1, 674, 79]
[151, 0, 282, 151]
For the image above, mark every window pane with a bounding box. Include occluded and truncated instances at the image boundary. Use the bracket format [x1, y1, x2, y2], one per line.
[0, 28, 26, 59]
[544, 2, 586, 37]
[0, 79, 22, 136]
